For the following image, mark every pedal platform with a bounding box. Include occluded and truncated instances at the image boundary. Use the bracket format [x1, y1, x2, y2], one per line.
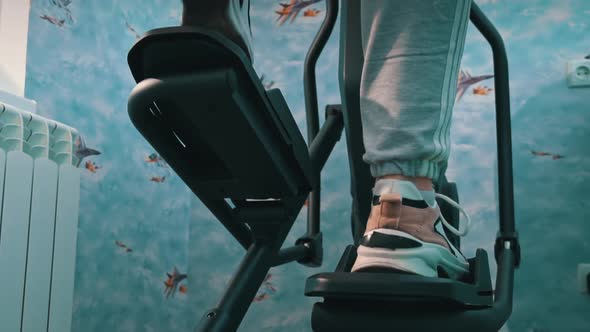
[127, 27, 315, 201]
[305, 245, 494, 308]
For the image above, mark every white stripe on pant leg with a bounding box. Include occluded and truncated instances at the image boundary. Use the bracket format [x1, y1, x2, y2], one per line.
[431, 0, 465, 165]
[438, 0, 472, 164]
[431, 0, 472, 167]
[358, 0, 473, 179]
[432, 0, 470, 164]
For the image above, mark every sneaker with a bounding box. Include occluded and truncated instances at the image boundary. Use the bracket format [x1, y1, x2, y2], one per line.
[181, 0, 254, 61]
[350, 179, 472, 279]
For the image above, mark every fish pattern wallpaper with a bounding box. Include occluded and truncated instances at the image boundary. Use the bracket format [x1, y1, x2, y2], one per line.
[23, 0, 589, 331]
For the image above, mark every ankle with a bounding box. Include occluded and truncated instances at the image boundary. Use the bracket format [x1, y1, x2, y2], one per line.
[181, 1, 225, 27]
[376, 174, 433, 191]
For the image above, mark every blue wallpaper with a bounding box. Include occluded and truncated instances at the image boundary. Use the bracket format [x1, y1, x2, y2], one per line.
[24, 0, 590, 331]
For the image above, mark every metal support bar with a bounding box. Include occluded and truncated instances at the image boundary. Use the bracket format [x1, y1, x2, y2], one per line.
[290, 105, 343, 267]
[195, 242, 276, 332]
[290, 111, 345, 269]
[273, 244, 310, 267]
[304, 0, 339, 255]
[491, 247, 516, 321]
[305, 105, 343, 238]
[337, 0, 373, 244]
[304, 0, 339, 144]
[309, 105, 344, 175]
[470, 1, 518, 325]
[470, 3, 517, 240]
[196, 212, 297, 332]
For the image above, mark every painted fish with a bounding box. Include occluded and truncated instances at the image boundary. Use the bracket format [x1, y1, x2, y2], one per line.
[275, 0, 322, 26]
[456, 70, 494, 102]
[40, 14, 65, 27]
[74, 136, 101, 167]
[472, 85, 493, 95]
[150, 176, 166, 183]
[164, 267, 188, 298]
[253, 293, 270, 302]
[85, 160, 100, 173]
[303, 8, 321, 17]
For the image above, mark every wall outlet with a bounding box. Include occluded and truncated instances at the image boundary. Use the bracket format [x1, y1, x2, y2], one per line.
[577, 263, 590, 293]
[567, 59, 590, 88]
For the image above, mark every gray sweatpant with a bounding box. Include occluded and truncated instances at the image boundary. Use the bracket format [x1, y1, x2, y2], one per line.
[360, 0, 472, 182]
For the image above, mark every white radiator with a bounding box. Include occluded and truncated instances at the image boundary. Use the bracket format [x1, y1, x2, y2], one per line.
[0, 102, 81, 332]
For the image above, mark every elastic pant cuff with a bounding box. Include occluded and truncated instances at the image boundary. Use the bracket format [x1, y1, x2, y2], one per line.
[369, 160, 446, 182]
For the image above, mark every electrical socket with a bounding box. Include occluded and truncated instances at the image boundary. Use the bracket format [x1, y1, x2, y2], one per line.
[567, 59, 590, 88]
[577, 263, 590, 293]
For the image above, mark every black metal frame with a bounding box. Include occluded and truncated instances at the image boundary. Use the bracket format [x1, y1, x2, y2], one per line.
[198, 0, 519, 329]
[127, 0, 519, 330]
[192, 2, 343, 329]
[300, 1, 519, 331]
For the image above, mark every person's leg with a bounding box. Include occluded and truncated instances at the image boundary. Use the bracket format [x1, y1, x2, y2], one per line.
[360, 0, 471, 182]
[352, 0, 472, 278]
[180, 0, 253, 61]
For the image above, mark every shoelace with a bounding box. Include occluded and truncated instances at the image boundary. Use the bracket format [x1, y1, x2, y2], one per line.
[435, 193, 471, 237]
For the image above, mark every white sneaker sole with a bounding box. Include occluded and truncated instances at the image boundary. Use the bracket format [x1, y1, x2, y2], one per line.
[351, 229, 470, 279]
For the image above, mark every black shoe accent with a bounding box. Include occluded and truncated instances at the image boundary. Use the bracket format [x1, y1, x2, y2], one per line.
[180, 0, 252, 61]
[360, 232, 422, 250]
[372, 195, 428, 209]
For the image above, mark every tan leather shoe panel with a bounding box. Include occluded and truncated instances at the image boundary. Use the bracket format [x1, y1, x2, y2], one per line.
[364, 196, 450, 251]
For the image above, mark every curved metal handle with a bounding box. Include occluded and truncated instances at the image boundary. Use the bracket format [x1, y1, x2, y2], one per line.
[303, 0, 339, 237]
